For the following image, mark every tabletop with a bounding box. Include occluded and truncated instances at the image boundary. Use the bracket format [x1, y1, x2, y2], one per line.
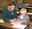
[0, 22, 29, 28]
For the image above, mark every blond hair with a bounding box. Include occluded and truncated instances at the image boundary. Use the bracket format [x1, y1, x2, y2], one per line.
[20, 8, 27, 13]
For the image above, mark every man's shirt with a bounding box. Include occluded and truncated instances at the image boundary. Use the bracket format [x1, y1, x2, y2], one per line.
[2, 8, 17, 22]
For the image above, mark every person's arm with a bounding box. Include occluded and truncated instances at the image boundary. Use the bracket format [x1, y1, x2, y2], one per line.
[26, 16, 30, 23]
[2, 9, 9, 22]
[17, 16, 22, 23]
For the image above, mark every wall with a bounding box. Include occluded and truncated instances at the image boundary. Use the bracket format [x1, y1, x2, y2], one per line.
[0, 0, 11, 11]
[23, 0, 32, 6]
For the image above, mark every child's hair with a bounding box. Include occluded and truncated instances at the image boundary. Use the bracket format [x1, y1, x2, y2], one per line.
[20, 7, 27, 13]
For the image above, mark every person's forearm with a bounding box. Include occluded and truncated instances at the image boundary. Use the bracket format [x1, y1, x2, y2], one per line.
[3, 18, 10, 22]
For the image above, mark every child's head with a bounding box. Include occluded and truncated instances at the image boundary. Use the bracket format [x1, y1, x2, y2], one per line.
[20, 7, 27, 16]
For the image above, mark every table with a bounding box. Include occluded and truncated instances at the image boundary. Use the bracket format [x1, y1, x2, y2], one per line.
[0, 22, 29, 29]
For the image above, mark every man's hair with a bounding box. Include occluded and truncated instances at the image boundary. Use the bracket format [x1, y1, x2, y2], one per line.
[9, 2, 15, 6]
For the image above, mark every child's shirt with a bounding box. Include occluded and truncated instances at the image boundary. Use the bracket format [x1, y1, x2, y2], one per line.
[18, 15, 30, 23]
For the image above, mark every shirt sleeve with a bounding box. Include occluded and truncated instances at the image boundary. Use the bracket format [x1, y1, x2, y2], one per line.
[26, 16, 30, 22]
[2, 9, 9, 22]
[17, 16, 22, 21]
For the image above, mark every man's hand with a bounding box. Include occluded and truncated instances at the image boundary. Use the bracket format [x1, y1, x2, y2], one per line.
[9, 19, 16, 23]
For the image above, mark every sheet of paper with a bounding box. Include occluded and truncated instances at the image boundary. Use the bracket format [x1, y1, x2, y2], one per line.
[0, 19, 4, 23]
[12, 22, 27, 29]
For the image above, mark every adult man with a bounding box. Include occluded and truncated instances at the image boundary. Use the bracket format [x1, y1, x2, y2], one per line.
[2, 2, 17, 22]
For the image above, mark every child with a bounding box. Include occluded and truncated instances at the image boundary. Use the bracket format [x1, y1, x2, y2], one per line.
[17, 8, 30, 23]
[11, 8, 30, 29]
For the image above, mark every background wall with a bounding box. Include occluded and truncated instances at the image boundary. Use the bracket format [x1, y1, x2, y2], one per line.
[0, 0, 23, 11]
[0, 0, 11, 11]
[0, 0, 32, 11]
[23, 0, 32, 6]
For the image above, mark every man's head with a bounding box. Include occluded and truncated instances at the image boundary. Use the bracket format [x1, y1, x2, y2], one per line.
[8, 2, 15, 11]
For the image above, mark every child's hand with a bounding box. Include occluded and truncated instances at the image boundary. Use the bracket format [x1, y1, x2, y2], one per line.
[18, 20, 22, 24]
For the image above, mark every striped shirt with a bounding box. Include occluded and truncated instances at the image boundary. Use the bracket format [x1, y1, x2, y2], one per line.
[18, 15, 30, 23]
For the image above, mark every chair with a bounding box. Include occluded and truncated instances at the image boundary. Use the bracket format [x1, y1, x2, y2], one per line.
[24, 24, 29, 29]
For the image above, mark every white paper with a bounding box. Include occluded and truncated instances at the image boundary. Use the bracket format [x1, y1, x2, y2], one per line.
[12, 22, 27, 29]
[0, 19, 4, 23]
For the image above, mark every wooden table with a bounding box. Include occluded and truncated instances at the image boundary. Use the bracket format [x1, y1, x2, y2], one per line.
[0, 22, 29, 29]
[0, 22, 13, 28]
